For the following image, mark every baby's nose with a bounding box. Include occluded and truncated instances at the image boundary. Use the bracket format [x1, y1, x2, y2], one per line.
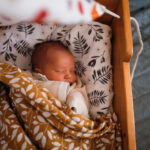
[65, 72, 71, 79]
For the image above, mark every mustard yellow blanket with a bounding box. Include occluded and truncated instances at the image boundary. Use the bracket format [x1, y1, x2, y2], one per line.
[0, 63, 122, 150]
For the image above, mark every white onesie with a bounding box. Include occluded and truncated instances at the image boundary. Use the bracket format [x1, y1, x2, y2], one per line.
[25, 71, 89, 119]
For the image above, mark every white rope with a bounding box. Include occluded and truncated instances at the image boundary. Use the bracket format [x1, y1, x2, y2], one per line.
[130, 17, 143, 82]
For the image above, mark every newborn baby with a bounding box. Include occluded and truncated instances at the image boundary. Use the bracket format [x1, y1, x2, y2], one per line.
[30, 41, 89, 118]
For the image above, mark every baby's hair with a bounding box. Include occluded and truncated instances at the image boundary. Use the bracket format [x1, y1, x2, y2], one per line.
[34, 41, 68, 51]
[31, 41, 71, 70]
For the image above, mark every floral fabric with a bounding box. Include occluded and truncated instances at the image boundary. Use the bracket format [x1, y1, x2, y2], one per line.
[0, 63, 122, 150]
[0, 22, 113, 118]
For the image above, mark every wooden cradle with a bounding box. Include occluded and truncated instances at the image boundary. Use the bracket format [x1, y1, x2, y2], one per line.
[0, 0, 136, 149]
[96, 0, 136, 149]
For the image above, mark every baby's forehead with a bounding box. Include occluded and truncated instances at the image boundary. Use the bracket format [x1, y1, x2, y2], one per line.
[47, 50, 74, 64]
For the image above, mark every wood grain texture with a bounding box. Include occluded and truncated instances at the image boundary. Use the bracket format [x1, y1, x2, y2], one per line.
[97, 0, 136, 149]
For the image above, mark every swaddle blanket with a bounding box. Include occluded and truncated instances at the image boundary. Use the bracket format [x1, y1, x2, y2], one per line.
[0, 63, 122, 150]
[25, 71, 89, 118]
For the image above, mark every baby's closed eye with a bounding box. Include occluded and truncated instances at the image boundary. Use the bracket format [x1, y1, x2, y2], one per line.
[55, 69, 75, 74]
[55, 70, 65, 73]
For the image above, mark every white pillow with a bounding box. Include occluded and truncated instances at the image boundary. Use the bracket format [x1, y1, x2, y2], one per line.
[0, 21, 113, 118]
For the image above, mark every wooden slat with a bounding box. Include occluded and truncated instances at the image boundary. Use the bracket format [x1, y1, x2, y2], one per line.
[110, 0, 136, 149]
[96, 0, 136, 149]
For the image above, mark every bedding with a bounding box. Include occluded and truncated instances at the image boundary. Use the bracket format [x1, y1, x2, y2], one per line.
[0, 22, 113, 118]
[0, 63, 122, 150]
[25, 71, 90, 119]
[0, 19, 122, 150]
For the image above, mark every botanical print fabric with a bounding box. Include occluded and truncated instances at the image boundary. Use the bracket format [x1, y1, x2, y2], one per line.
[0, 63, 122, 150]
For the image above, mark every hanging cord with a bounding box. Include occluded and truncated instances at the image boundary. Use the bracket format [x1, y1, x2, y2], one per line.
[130, 17, 143, 82]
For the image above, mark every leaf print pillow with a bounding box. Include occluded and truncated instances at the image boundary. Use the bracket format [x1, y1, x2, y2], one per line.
[53, 22, 113, 119]
[0, 21, 113, 119]
[0, 22, 57, 70]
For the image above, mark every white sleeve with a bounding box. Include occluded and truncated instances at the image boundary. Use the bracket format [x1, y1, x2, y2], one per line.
[58, 82, 70, 103]
[37, 80, 70, 103]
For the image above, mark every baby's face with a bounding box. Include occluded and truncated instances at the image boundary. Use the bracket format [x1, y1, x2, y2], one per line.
[39, 48, 76, 84]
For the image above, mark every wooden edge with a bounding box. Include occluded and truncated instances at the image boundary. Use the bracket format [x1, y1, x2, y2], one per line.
[123, 62, 136, 150]
[121, 0, 133, 62]
[111, 0, 133, 63]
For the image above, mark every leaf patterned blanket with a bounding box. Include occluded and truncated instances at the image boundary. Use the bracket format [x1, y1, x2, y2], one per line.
[0, 63, 122, 150]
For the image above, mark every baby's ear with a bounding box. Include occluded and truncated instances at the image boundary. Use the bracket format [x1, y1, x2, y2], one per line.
[34, 67, 42, 73]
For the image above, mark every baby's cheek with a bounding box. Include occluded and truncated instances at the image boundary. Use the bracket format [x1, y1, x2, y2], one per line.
[54, 74, 65, 82]
[72, 74, 77, 83]
[45, 72, 63, 81]
[59, 76, 66, 82]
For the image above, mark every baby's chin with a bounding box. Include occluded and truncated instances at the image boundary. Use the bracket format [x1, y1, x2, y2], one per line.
[66, 81, 75, 85]
[65, 79, 76, 85]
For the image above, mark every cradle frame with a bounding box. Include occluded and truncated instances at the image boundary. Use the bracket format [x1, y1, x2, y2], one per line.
[96, 0, 136, 149]
[0, 0, 136, 149]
